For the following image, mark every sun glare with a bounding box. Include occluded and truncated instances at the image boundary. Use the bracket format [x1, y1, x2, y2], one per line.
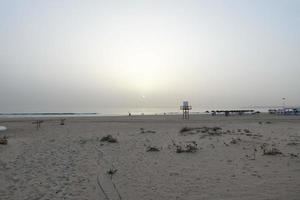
[113, 52, 168, 93]
[127, 65, 163, 91]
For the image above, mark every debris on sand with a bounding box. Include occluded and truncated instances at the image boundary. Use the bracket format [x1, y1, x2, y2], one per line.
[100, 135, 118, 143]
[146, 146, 160, 152]
[263, 148, 282, 155]
[287, 142, 300, 146]
[212, 127, 222, 131]
[289, 153, 298, 158]
[107, 168, 118, 177]
[140, 128, 156, 133]
[245, 133, 262, 137]
[204, 127, 223, 136]
[176, 142, 198, 153]
[79, 139, 88, 145]
[230, 138, 241, 144]
[60, 118, 66, 125]
[145, 130, 156, 133]
[248, 147, 258, 160]
[0, 136, 8, 145]
[266, 121, 272, 124]
[180, 127, 193, 133]
[259, 143, 268, 150]
[244, 129, 250, 133]
[180, 126, 223, 136]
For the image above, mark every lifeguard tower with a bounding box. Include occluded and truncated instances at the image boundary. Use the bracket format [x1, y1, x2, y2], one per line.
[180, 101, 192, 119]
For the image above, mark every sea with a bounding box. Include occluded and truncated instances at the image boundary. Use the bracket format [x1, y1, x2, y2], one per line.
[0, 106, 280, 118]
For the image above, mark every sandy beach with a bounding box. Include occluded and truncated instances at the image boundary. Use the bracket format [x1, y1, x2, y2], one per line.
[0, 114, 299, 200]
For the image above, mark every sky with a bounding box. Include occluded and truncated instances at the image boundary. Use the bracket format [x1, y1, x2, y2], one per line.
[0, 0, 299, 113]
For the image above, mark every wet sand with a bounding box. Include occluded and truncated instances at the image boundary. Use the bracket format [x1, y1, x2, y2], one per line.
[0, 114, 300, 200]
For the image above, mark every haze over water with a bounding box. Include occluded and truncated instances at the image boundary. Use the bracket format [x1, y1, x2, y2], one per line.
[1, 0, 299, 113]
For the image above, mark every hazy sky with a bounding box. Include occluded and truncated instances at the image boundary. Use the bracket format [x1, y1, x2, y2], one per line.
[1, 0, 299, 112]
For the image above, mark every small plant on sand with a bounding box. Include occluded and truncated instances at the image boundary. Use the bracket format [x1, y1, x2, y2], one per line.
[289, 153, 298, 158]
[207, 128, 222, 136]
[0, 136, 8, 145]
[107, 168, 118, 178]
[180, 126, 223, 136]
[263, 148, 282, 155]
[100, 135, 118, 143]
[176, 142, 198, 153]
[146, 146, 160, 152]
[230, 138, 241, 144]
[212, 126, 222, 132]
[244, 129, 250, 133]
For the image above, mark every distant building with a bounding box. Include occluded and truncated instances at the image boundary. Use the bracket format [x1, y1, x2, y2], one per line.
[268, 107, 299, 115]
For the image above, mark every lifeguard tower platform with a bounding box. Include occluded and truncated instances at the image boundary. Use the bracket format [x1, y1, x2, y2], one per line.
[180, 101, 192, 119]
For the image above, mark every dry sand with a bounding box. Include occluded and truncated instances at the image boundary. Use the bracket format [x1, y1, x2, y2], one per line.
[0, 114, 299, 200]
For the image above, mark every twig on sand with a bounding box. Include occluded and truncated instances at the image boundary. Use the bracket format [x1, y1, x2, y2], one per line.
[146, 146, 160, 152]
[140, 128, 156, 133]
